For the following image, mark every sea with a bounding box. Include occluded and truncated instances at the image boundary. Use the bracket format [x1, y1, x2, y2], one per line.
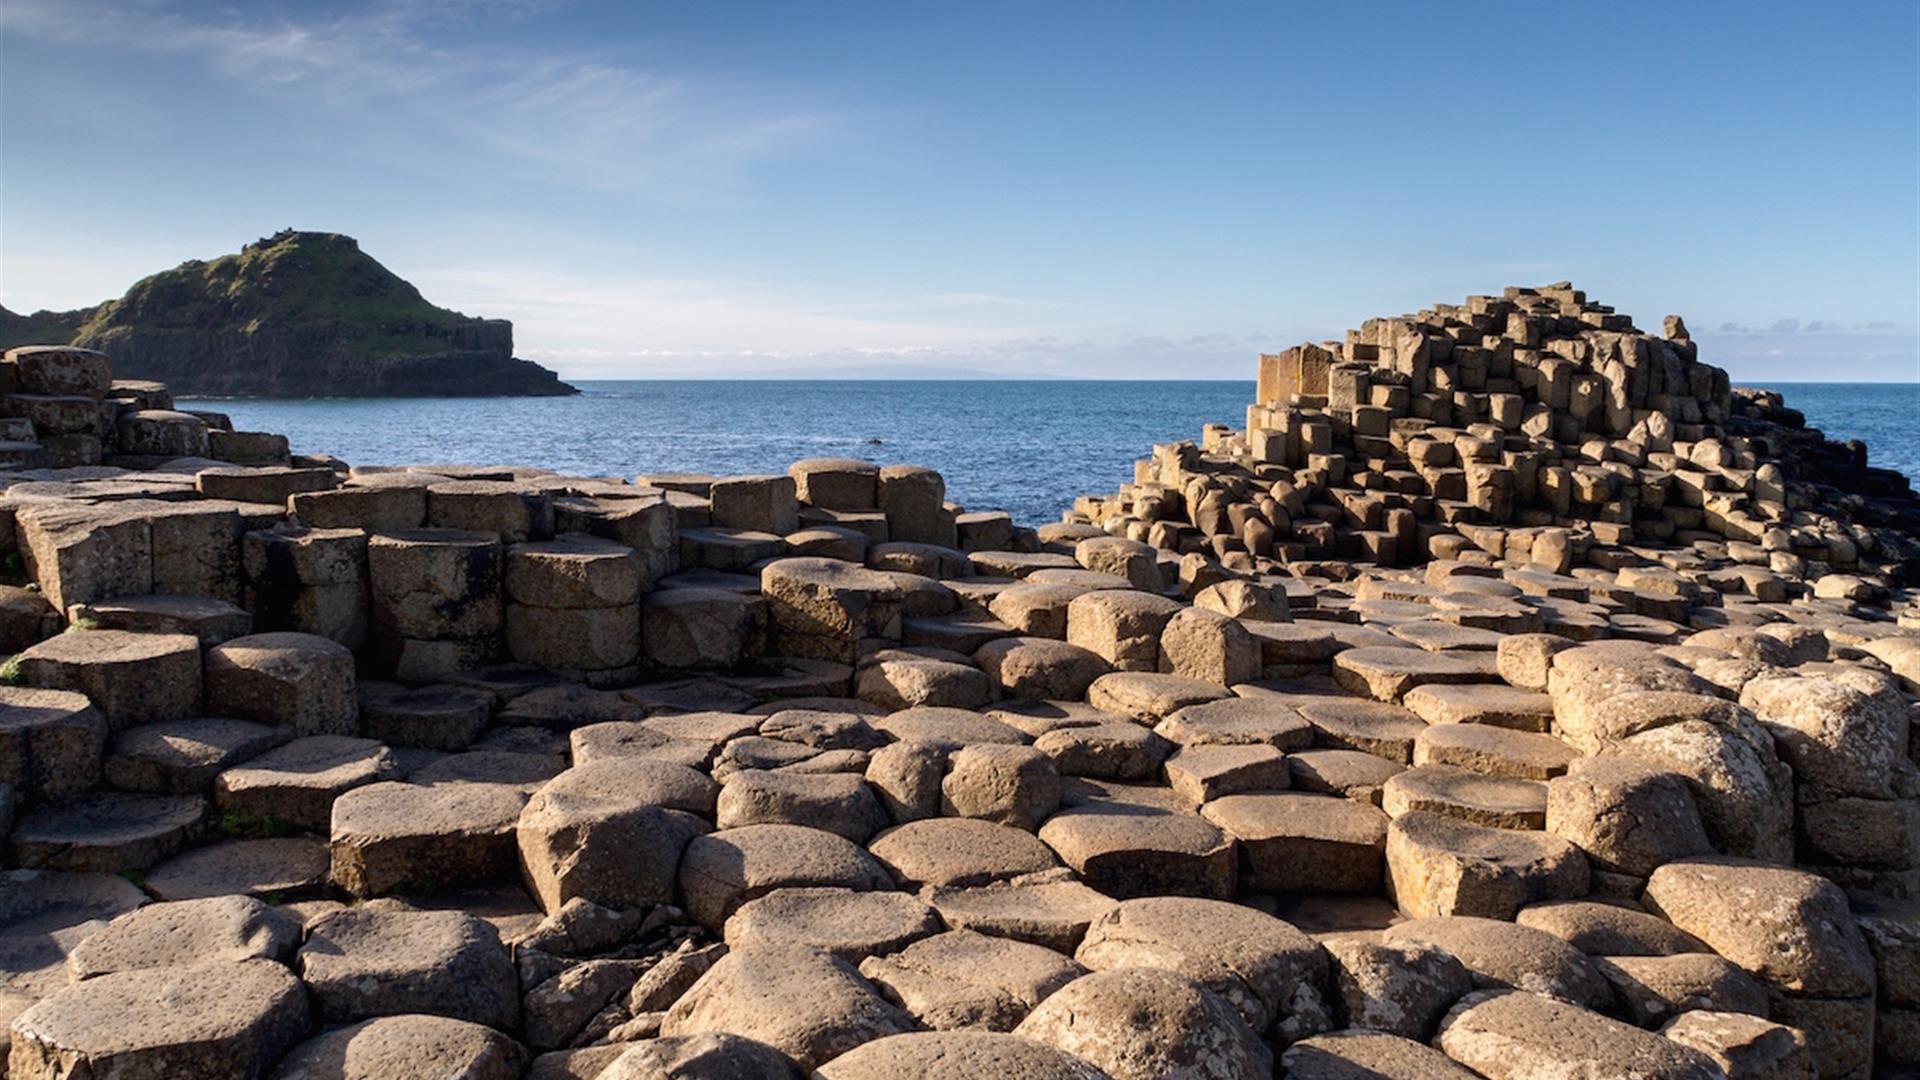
[177, 380, 1920, 528]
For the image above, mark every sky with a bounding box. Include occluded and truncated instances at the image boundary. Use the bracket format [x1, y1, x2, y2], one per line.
[1, 1, 1916, 382]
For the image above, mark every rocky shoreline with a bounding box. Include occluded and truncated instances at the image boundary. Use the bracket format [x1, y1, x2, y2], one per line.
[0, 283, 1914, 1079]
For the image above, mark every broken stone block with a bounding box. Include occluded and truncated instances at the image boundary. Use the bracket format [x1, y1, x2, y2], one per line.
[1642, 856, 1875, 999]
[1074, 536, 1163, 592]
[425, 480, 553, 543]
[1321, 935, 1472, 1041]
[1065, 589, 1184, 672]
[789, 458, 880, 511]
[205, 631, 358, 737]
[14, 629, 200, 731]
[1386, 810, 1588, 920]
[878, 465, 955, 547]
[1661, 1010, 1815, 1080]
[1085, 672, 1232, 723]
[856, 656, 992, 710]
[1596, 953, 1769, 1027]
[677, 824, 893, 931]
[855, 930, 1084, 1033]
[1033, 721, 1167, 781]
[717, 768, 887, 842]
[7, 346, 112, 397]
[641, 587, 763, 670]
[299, 907, 519, 1030]
[973, 637, 1111, 700]
[660, 942, 914, 1070]
[710, 474, 800, 535]
[1157, 606, 1259, 686]
[941, 744, 1061, 830]
[7, 958, 308, 1080]
[517, 759, 713, 912]
[1074, 895, 1329, 1036]
[761, 558, 905, 664]
[1545, 756, 1712, 878]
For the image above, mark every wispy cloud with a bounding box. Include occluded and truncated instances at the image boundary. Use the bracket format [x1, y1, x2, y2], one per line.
[0, 0, 836, 197]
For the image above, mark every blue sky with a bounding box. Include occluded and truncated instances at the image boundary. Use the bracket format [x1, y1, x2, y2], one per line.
[2, 1, 1915, 381]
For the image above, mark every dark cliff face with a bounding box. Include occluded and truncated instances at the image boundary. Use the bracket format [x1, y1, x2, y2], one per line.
[3, 231, 577, 398]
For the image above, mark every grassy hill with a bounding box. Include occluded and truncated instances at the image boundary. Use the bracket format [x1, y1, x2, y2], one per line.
[2, 231, 575, 397]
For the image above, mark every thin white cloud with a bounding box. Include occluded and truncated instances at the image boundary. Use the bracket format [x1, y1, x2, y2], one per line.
[0, 0, 835, 198]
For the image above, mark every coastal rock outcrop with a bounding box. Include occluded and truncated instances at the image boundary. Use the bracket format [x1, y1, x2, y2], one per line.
[0, 283, 1915, 1077]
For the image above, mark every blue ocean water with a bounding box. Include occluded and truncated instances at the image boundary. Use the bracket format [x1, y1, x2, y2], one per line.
[178, 380, 1920, 527]
[180, 380, 1255, 526]
[1762, 383, 1920, 482]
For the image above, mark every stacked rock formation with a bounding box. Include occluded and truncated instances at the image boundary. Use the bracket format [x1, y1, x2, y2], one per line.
[0, 305, 1911, 1080]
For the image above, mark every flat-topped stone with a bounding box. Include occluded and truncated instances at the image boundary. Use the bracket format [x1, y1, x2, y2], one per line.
[1075, 895, 1328, 1035]
[869, 816, 1061, 888]
[927, 872, 1119, 953]
[677, 823, 894, 931]
[1382, 916, 1612, 1010]
[1402, 683, 1555, 732]
[661, 942, 914, 1071]
[214, 735, 402, 832]
[143, 837, 330, 901]
[1157, 695, 1314, 750]
[1435, 989, 1720, 1079]
[268, 1014, 526, 1080]
[1202, 791, 1389, 894]
[299, 907, 518, 1029]
[0, 686, 107, 802]
[1086, 671, 1233, 723]
[11, 791, 205, 873]
[67, 894, 300, 977]
[67, 594, 252, 646]
[104, 716, 286, 793]
[205, 631, 358, 737]
[8, 958, 309, 1080]
[1382, 766, 1548, 829]
[854, 930, 1084, 1034]
[1386, 810, 1589, 920]
[1413, 723, 1577, 780]
[1038, 798, 1235, 900]
[14, 629, 201, 731]
[1332, 646, 1494, 703]
[329, 780, 527, 897]
[723, 886, 941, 961]
[1293, 698, 1427, 762]
[817, 1031, 1106, 1079]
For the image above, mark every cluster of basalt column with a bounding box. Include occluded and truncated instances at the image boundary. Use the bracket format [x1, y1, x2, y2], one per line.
[0, 310, 1912, 1080]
